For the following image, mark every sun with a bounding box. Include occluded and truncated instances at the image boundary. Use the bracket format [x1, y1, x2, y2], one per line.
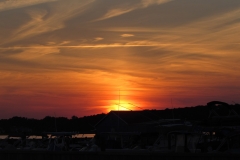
[106, 100, 139, 112]
[102, 83, 141, 113]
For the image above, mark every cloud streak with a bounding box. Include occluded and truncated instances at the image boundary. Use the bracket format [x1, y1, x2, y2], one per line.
[121, 34, 134, 37]
[0, 0, 57, 12]
[4, 0, 95, 44]
[95, 0, 172, 21]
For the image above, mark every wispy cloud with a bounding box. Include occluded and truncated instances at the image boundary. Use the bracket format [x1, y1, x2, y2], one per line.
[4, 0, 95, 44]
[121, 34, 134, 37]
[96, 8, 133, 21]
[141, 0, 172, 7]
[94, 37, 104, 41]
[95, 0, 171, 21]
[59, 41, 71, 45]
[8, 45, 60, 60]
[0, 0, 57, 12]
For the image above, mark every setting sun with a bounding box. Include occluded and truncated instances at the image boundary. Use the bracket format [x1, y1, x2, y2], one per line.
[106, 99, 140, 112]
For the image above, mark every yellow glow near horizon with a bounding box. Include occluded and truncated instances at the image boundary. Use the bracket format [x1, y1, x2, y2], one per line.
[106, 99, 139, 112]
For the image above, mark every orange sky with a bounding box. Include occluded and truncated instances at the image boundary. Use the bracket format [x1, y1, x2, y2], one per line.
[0, 0, 240, 119]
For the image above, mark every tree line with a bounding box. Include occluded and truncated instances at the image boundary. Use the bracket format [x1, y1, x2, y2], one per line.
[0, 103, 239, 135]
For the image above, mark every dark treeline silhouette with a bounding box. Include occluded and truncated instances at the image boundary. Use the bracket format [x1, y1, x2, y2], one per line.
[0, 103, 240, 135]
[0, 114, 106, 135]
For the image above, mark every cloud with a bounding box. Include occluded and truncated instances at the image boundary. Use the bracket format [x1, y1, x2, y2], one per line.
[4, 0, 95, 44]
[95, 0, 172, 21]
[96, 8, 134, 21]
[141, 0, 172, 7]
[159, 8, 240, 55]
[121, 34, 134, 37]
[8, 45, 60, 60]
[0, 0, 57, 12]
[101, 27, 170, 33]
[59, 41, 71, 45]
[94, 37, 104, 41]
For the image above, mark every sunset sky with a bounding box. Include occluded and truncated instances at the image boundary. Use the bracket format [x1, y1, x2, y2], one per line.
[0, 0, 240, 119]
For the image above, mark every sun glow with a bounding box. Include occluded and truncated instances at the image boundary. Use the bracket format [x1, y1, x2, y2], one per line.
[106, 99, 140, 112]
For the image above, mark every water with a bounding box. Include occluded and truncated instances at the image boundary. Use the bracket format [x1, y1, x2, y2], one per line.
[0, 134, 95, 139]
[0, 135, 7, 139]
[72, 134, 95, 138]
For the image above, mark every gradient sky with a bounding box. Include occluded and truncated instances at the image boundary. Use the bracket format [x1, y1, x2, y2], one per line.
[0, 0, 240, 119]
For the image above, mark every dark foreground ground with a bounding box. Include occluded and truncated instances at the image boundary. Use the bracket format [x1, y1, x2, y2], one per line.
[0, 150, 240, 160]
